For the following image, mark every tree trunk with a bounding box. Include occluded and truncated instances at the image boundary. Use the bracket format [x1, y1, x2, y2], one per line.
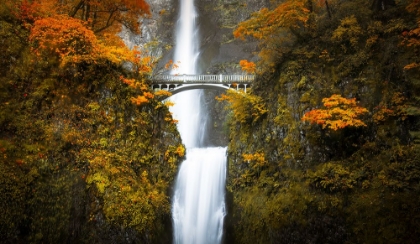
[84, 0, 91, 21]
[371, 0, 396, 11]
[69, 0, 85, 17]
[325, 0, 332, 19]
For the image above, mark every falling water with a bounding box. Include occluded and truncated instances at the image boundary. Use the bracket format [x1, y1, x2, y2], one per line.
[170, 0, 227, 244]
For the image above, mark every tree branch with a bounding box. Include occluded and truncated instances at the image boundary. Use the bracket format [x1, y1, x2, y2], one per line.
[94, 10, 116, 33]
[69, 0, 85, 17]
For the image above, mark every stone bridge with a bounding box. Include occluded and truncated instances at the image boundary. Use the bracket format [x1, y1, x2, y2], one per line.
[150, 74, 254, 95]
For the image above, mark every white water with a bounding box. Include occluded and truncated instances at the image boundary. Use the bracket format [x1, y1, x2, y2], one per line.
[171, 0, 227, 243]
[172, 147, 227, 244]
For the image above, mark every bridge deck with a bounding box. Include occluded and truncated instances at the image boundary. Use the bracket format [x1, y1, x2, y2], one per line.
[151, 74, 255, 84]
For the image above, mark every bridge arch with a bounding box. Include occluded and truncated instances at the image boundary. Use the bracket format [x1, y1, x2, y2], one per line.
[151, 83, 250, 96]
[150, 74, 254, 96]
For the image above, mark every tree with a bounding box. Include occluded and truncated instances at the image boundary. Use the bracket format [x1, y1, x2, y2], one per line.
[301, 94, 369, 130]
[216, 90, 267, 125]
[239, 60, 256, 74]
[403, 0, 420, 69]
[29, 15, 98, 63]
[331, 15, 364, 50]
[233, 0, 310, 69]
[66, 0, 150, 34]
[10, 0, 150, 34]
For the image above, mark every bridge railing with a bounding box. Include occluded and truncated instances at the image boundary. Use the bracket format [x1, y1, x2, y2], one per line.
[151, 74, 255, 84]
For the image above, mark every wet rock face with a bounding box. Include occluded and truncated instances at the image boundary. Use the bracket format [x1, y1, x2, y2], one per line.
[121, 0, 178, 72]
[126, 0, 270, 75]
[194, 0, 270, 74]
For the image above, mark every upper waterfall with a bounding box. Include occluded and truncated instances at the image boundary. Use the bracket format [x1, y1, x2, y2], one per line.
[169, 0, 204, 148]
[172, 0, 199, 75]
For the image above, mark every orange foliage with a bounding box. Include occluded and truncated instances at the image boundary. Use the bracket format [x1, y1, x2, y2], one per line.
[233, 0, 309, 40]
[120, 76, 149, 91]
[404, 0, 420, 69]
[13, 0, 152, 66]
[29, 15, 98, 60]
[13, 0, 151, 34]
[174, 145, 185, 157]
[14, 0, 156, 110]
[302, 94, 369, 131]
[164, 60, 180, 70]
[29, 14, 154, 71]
[233, 0, 309, 68]
[120, 76, 154, 106]
[373, 92, 408, 123]
[11, 0, 44, 23]
[131, 95, 150, 106]
[64, 0, 150, 34]
[242, 152, 267, 168]
[239, 60, 256, 74]
[407, 0, 420, 16]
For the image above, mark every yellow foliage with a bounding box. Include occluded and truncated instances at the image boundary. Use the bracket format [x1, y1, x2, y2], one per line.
[332, 15, 363, 49]
[154, 90, 172, 99]
[86, 172, 110, 193]
[216, 90, 267, 124]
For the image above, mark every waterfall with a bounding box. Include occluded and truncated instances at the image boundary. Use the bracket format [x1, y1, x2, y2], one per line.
[170, 0, 227, 244]
[172, 147, 227, 244]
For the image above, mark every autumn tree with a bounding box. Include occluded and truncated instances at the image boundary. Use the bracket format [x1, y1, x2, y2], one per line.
[331, 15, 364, 50]
[373, 92, 408, 123]
[10, 0, 150, 33]
[403, 0, 420, 69]
[302, 94, 369, 130]
[239, 59, 256, 74]
[29, 15, 98, 63]
[233, 0, 310, 69]
[216, 90, 267, 125]
[66, 0, 150, 34]
[12, 0, 152, 67]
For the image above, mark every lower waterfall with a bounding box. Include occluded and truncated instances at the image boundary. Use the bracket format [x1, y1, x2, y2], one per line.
[172, 147, 226, 244]
[170, 90, 227, 244]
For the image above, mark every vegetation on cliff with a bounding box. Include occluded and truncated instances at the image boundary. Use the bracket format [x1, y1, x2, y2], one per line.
[0, 1, 182, 243]
[223, 0, 420, 243]
[2, 0, 420, 243]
